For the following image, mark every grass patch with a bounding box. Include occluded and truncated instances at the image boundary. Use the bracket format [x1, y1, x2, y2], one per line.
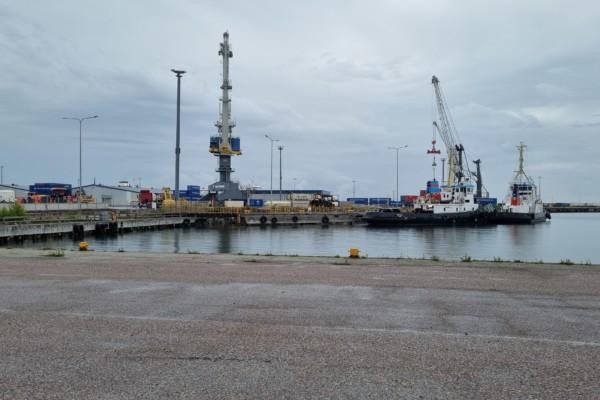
[560, 259, 574, 265]
[46, 249, 65, 257]
[243, 258, 258, 263]
[0, 203, 26, 218]
[187, 250, 199, 254]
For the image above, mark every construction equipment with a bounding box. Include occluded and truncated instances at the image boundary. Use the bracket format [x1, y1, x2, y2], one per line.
[431, 76, 469, 186]
[160, 187, 176, 208]
[206, 32, 245, 203]
[432, 75, 489, 199]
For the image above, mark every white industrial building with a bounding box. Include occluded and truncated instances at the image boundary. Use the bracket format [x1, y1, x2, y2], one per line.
[0, 184, 29, 198]
[81, 184, 140, 207]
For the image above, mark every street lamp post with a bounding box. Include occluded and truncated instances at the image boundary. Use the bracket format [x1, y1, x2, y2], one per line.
[352, 180, 356, 199]
[278, 145, 284, 200]
[441, 158, 446, 186]
[171, 69, 186, 201]
[387, 145, 408, 202]
[0, 165, 3, 185]
[62, 115, 98, 208]
[265, 134, 279, 201]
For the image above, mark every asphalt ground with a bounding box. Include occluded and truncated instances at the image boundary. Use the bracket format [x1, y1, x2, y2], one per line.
[0, 249, 599, 399]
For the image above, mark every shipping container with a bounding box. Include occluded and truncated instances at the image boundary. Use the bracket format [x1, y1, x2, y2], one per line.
[249, 199, 264, 207]
[369, 198, 391, 205]
[209, 136, 220, 150]
[265, 200, 291, 207]
[477, 197, 497, 206]
[224, 200, 244, 208]
[346, 197, 369, 205]
[230, 137, 241, 152]
[29, 183, 73, 197]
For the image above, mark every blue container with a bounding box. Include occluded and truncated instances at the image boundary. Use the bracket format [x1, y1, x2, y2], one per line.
[230, 137, 241, 152]
[347, 198, 368, 205]
[369, 198, 391, 205]
[209, 136, 220, 150]
[249, 199, 264, 208]
[477, 197, 497, 206]
[30, 183, 73, 196]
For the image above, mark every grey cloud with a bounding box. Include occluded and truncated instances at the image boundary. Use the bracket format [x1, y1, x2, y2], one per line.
[1, 1, 600, 202]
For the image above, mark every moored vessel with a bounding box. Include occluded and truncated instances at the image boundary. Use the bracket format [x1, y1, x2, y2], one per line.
[490, 143, 548, 224]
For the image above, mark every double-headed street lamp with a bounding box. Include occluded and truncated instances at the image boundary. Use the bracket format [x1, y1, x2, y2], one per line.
[62, 115, 99, 208]
[387, 145, 408, 202]
[265, 134, 280, 200]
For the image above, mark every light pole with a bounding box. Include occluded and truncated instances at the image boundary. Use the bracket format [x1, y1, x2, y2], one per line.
[387, 145, 408, 202]
[278, 145, 284, 200]
[265, 134, 279, 201]
[63, 115, 98, 208]
[171, 69, 186, 201]
[352, 180, 356, 199]
[0, 165, 3, 185]
[441, 158, 446, 186]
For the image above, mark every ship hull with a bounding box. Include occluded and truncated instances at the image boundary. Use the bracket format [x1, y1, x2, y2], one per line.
[489, 211, 547, 224]
[364, 211, 489, 227]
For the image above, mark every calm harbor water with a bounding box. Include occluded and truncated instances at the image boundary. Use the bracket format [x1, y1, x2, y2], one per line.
[10, 213, 600, 263]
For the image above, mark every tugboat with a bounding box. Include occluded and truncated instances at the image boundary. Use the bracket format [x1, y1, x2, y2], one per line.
[490, 143, 548, 224]
[364, 174, 493, 226]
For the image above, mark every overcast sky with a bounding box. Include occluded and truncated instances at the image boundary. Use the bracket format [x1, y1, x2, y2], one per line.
[1, 1, 599, 201]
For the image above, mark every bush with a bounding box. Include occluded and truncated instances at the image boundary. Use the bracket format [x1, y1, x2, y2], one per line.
[560, 259, 574, 265]
[46, 249, 65, 257]
[461, 255, 472, 262]
[0, 203, 26, 218]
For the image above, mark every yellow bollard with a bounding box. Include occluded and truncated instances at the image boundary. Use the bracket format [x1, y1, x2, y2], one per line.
[348, 247, 360, 258]
[79, 241, 89, 251]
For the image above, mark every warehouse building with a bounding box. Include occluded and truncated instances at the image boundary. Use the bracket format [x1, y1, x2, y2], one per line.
[81, 184, 140, 207]
[0, 184, 29, 198]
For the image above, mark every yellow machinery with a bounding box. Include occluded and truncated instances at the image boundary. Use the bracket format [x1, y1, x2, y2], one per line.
[161, 187, 176, 208]
[78, 194, 95, 204]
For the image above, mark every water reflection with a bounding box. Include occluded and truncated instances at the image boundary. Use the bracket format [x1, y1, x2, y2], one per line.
[5, 214, 598, 263]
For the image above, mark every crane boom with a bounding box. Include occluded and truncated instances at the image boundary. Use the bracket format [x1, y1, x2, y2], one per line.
[432, 75, 466, 186]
